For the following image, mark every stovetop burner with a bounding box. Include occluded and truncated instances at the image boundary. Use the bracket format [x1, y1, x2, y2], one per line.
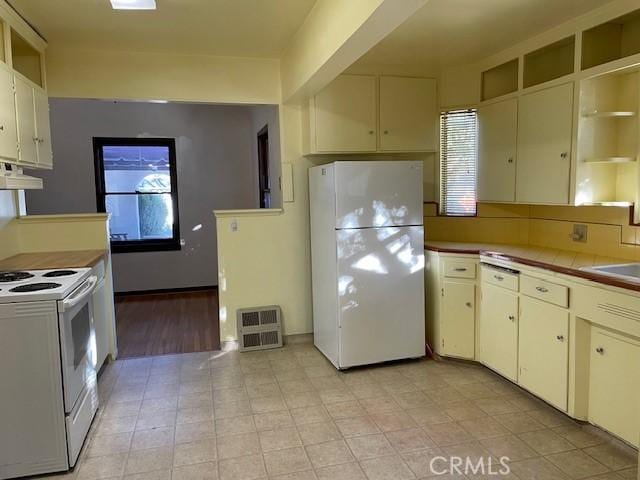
[10, 282, 62, 293]
[43, 270, 78, 278]
[0, 271, 35, 283]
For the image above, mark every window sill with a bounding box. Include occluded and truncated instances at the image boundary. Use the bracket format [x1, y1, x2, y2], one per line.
[111, 241, 181, 254]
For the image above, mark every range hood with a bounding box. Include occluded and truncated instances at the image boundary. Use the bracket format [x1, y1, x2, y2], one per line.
[0, 165, 43, 190]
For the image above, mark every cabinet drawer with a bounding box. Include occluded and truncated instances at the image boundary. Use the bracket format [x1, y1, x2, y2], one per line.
[443, 260, 476, 279]
[482, 265, 519, 291]
[521, 275, 569, 308]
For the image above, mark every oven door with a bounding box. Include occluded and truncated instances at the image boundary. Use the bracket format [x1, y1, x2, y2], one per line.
[58, 275, 98, 413]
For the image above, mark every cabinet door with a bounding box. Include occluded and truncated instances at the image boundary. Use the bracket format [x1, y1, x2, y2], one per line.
[519, 296, 569, 411]
[516, 83, 573, 204]
[441, 281, 475, 359]
[477, 98, 517, 202]
[479, 283, 518, 381]
[589, 329, 640, 446]
[379, 76, 436, 151]
[0, 67, 18, 161]
[14, 76, 37, 166]
[34, 88, 53, 168]
[315, 75, 377, 152]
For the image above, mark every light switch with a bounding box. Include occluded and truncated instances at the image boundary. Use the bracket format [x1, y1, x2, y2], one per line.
[230, 220, 238, 232]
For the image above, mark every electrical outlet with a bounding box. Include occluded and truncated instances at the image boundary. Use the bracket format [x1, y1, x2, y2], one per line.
[570, 224, 588, 243]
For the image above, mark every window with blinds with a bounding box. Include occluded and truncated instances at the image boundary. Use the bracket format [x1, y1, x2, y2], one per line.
[440, 109, 478, 216]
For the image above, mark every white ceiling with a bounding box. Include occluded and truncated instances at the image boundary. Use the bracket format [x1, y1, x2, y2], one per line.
[8, 0, 317, 58]
[352, 0, 616, 73]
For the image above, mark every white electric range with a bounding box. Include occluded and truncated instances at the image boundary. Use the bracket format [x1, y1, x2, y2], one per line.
[0, 268, 100, 479]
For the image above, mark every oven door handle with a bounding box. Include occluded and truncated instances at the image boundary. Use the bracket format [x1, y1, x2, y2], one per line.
[60, 276, 98, 312]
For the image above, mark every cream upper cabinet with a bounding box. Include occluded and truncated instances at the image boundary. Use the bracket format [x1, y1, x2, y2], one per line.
[589, 328, 640, 447]
[477, 98, 517, 202]
[479, 282, 519, 381]
[33, 88, 53, 168]
[379, 76, 436, 152]
[515, 83, 573, 204]
[0, 65, 18, 162]
[15, 75, 37, 167]
[314, 75, 377, 153]
[518, 296, 569, 411]
[441, 280, 475, 359]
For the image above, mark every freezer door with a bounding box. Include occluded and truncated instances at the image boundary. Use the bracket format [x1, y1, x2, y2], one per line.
[334, 161, 423, 229]
[337, 226, 425, 368]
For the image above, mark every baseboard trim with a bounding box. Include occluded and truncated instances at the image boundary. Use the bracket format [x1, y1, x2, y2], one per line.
[115, 285, 218, 296]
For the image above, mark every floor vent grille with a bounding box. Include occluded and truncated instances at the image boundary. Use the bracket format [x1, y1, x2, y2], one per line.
[237, 305, 283, 352]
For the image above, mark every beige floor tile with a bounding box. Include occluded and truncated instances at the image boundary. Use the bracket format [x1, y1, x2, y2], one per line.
[479, 435, 538, 462]
[173, 438, 217, 467]
[290, 405, 331, 425]
[135, 410, 176, 431]
[278, 380, 314, 394]
[214, 401, 252, 419]
[455, 383, 497, 400]
[180, 391, 214, 410]
[253, 410, 295, 431]
[348, 383, 387, 400]
[297, 421, 343, 445]
[94, 415, 138, 436]
[509, 457, 569, 480]
[406, 406, 452, 426]
[346, 433, 395, 460]
[171, 462, 218, 480]
[309, 376, 347, 391]
[473, 397, 520, 416]
[401, 447, 444, 477]
[391, 391, 433, 410]
[546, 449, 610, 479]
[315, 462, 366, 480]
[131, 426, 175, 450]
[251, 395, 288, 414]
[459, 416, 510, 439]
[616, 466, 638, 479]
[359, 454, 416, 480]
[215, 415, 256, 436]
[270, 470, 317, 480]
[527, 408, 576, 428]
[553, 426, 607, 449]
[325, 401, 366, 420]
[86, 432, 133, 457]
[175, 420, 216, 444]
[263, 446, 312, 476]
[320, 389, 357, 405]
[445, 402, 489, 421]
[123, 470, 172, 480]
[125, 446, 174, 475]
[441, 441, 494, 464]
[76, 453, 128, 480]
[583, 442, 638, 470]
[359, 396, 401, 414]
[369, 411, 417, 432]
[176, 406, 215, 425]
[384, 427, 436, 452]
[246, 382, 282, 399]
[305, 440, 355, 468]
[259, 427, 302, 452]
[518, 429, 575, 455]
[216, 432, 261, 460]
[103, 400, 142, 419]
[335, 416, 380, 438]
[284, 391, 323, 409]
[494, 412, 546, 433]
[423, 422, 473, 446]
[218, 453, 266, 480]
[140, 397, 178, 413]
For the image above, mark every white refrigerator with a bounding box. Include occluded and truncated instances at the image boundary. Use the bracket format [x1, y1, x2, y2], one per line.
[309, 160, 425, 369]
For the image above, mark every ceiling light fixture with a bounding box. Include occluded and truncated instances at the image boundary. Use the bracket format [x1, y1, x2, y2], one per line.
[110, 0, 156, 10]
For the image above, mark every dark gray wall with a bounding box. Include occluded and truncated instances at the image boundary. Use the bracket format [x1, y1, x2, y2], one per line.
[27, 99, 278, 292]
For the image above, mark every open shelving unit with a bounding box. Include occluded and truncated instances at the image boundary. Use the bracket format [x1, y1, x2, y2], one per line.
[582, 9, 640, 70]
[10, 28, 43, 87]
[481, 59, 518, 101]
[523, 36, 575, 88]
[576, 65, 639, 208]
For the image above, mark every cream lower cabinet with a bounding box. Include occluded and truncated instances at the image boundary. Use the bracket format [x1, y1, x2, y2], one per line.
[477, 98, 517, 202]
[589, 328, 640, 446]
[479, 282, 519, 381]
[441, 280, 475, 358]
[515, 82, 573, 204]
[519, 296, 569, 411]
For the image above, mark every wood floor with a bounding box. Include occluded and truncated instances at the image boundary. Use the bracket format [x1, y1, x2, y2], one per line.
[115, 289, 220, 358]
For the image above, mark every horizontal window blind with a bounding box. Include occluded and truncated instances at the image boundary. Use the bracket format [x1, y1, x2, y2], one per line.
[440, 109, 478, 216]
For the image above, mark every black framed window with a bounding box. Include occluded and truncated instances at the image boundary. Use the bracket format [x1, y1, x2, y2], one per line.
[93, 137, 180, 253]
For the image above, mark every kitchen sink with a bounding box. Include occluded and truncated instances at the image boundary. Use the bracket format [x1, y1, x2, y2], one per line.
[581, 263, 640, 281]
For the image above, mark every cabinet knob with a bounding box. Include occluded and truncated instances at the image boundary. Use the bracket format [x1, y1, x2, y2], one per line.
[494, 275, 504, 281]
[369, 130, 374, 135]
[560, 152, 568, 159]
[465, 302, 472, 308]
[508, 315, 515, 321]
[383, 130, 389, 135]
[536, 286, 549, 293]
[0, 125, 4, 131]
[596, 347, 604, 354]
[507, 157, 514, 164]
[556, 335, 564, 341]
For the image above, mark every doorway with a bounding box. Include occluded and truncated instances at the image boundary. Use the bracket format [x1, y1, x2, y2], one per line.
[257, 125, 271, 208]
